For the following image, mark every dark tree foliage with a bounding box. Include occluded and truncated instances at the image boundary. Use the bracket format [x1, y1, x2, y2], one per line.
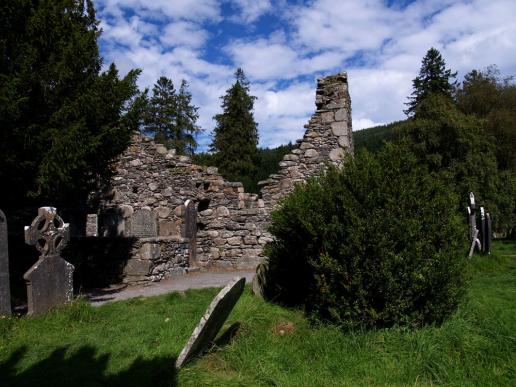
[0, 0, 142, 209]
[261, 144, 467, 329]
[144, 77, 201, 155]
[210, 68, 259, 183]
[352, 121, 404, 153]
[456, 66, 516, 171]
[456, 66, 516, 235]
[399, 94, 505, 225]
[193, 142, 294, 193]
[405, 47, 457, 116]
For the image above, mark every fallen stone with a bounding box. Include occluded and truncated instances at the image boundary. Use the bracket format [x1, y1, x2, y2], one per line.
[175, 277, 246, 368]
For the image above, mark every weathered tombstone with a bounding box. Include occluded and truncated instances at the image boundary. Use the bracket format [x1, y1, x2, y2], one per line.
[85, 214, 98, 237]
[176, 277, 246, 368]
[0, 209, 11, 316]
[23, 207, 74, 315]
[480, 207, 486, 254]
[485, 212, 492, 255]
[468, 192, 477, 241]
[130, 208, 157, 237]
[184, 200, 198, 267]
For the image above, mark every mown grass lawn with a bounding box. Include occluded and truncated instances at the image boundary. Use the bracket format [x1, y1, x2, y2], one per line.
[1, 241, 515, 386]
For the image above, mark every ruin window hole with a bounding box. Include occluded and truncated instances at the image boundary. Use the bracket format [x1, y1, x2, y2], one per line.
[203, 182, 210, 190]
[195, 182, 202, 188]
[198, 198, 210, 212]
[132, 186, 138, 194]
[197, 222, 206, 231]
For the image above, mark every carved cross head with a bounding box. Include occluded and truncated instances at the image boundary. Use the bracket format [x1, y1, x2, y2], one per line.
[25, 207, 70, 257]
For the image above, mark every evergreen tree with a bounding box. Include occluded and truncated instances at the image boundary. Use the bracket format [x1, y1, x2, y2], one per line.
[145, 76, 177, 147]
[405, 47, 457, 116]
[175, 80, 201, 155]
[144, 77, 200, 155]
[210, 68, 258, 184]
[0, 0, 143, 209]
[456, 66, 516, 171]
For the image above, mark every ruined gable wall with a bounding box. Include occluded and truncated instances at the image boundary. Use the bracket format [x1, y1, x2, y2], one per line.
[259, 72, 353, 206]
[95, 72, 353, 283]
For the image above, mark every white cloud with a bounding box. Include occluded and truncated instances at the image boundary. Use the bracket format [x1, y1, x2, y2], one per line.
[229, 0, 272, 23]
[95, 0, 516, 150]
[96, 0, 221, 22]
[161, 21, 209, 48]
[225, 38, 343, 81]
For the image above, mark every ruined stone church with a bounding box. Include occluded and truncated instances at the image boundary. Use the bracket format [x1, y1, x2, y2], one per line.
[90, 72, 353, 284]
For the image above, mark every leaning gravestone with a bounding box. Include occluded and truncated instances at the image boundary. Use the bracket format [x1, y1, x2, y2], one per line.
[0, 209, 11, 316]
[176, 277, 246, 368]
[24, 207, 74, 315]
[130, 208, 157, 237]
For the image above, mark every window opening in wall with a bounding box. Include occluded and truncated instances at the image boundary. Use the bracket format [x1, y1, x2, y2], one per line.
[197, 198, 210, 212]
[197, 222, 206, 231]
[132, 186, 138, 194]
[203, 182, 210, 190]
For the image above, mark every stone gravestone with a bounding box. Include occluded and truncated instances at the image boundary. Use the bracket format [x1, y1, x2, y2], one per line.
[130, 209, 157, 238]
[0, 209, 11, 316]
[485, 212, 492, 255]
[176, 277, 246, 368]
[480, 207, 486, 254]
[467, 192, 477, 241]
[85, 214, 98, 236]
[467, 192, 481, 257]
[24, 207, 74, 315]
[184, 200, 198, 266]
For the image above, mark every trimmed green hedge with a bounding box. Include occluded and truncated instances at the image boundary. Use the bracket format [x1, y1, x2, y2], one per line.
[261, 144, 468, 329]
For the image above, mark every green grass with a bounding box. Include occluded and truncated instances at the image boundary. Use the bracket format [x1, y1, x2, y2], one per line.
[1, 241, 515, 386]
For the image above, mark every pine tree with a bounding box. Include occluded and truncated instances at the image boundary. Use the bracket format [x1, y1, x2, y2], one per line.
[405, 48, 457, 116]
[210, 68, 258, 183]
[0, 0, 142, 209]
[145, 76, 177, 147]
[144, 77, 200, 155]
[175, 80, 201, 155]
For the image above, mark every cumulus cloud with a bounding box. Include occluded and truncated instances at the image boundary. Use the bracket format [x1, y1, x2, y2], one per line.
[228, 0, 273, 23]
[95, 0, 516, 148]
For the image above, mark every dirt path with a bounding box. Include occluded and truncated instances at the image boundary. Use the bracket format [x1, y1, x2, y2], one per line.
[86, 270, 256, 306]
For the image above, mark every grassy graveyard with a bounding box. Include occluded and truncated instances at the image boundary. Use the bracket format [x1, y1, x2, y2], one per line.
[1, 240, 515, 386]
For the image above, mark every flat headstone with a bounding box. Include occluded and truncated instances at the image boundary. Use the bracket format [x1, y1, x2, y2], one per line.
[176, 277, 246, 368]
[24, 255, 74, 315]
[24, 207, 74, 315]
[184, 200, 198, 267]
[485, 213, 492, 255]
[183, 200, 197, 239]
[130, 209, 157, 237]
[86, 214, 98, 236]
[0, 209, 11, 316]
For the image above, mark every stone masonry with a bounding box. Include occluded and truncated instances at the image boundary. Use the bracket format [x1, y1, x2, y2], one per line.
[92, 72, 353, 284]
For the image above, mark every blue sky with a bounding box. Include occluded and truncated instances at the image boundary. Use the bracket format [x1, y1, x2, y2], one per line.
[94, 0, 516, 150]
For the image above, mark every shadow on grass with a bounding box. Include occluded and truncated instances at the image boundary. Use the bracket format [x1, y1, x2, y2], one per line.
[213, 322, 241, 349]
[0, 345, 178, 387]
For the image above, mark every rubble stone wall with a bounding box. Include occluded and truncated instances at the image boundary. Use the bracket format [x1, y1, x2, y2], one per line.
[93, 72, 353, 284]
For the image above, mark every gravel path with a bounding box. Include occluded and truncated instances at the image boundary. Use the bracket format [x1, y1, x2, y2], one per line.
[86, 270, 256, 306]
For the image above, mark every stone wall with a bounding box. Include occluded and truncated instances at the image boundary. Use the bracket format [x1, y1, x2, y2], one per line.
[91, 71, 353, 284]
[259, 73, 353, 206]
